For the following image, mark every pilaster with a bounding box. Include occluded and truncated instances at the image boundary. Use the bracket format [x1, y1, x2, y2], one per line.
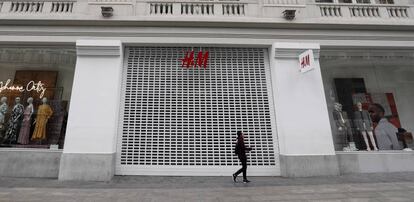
[270, 42, 339, 177]
[59, 40, 123, 181]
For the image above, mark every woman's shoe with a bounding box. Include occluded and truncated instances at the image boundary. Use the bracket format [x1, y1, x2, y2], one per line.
[243, 179, 251, 183]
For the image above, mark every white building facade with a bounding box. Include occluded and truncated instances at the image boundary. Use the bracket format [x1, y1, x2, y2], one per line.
[0, 0, 413, 181]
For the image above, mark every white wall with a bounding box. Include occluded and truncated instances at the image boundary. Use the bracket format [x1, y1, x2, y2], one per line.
[271, 42, 336, 156]
[63, 40, 123, 154]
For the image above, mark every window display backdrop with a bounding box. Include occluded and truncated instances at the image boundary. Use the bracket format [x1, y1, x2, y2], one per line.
[0, 70, 68, 149]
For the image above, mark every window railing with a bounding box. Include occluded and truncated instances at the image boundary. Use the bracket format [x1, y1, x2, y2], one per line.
[148, 2, 245, 16]
[315, 1, 410, 19]
[50, 2, 74, 13]
[10, 2, 44, 13]
[387, 6, 409, 18]
[0, 0, 412, 21]
[222, 4, 245, 16]
[320, 5, 342, 17]
[181, 3, 214, 15]
[1, 1, 76, 14]
[150, 3, 173, 15]
[350, 6, 380, 17]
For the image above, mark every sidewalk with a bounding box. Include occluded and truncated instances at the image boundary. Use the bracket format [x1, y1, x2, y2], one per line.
[1, 172, 414, 202]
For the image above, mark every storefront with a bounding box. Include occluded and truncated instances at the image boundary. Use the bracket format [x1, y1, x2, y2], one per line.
[1, 39, 413, 181]
[1, 0, 414, 180]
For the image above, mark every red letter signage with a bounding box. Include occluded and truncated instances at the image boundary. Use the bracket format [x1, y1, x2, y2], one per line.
[181, 50, 209, 69]
[298, 49, 315, 73]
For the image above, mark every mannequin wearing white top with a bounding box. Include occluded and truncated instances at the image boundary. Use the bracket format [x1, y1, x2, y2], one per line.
[354, 102, 378, 151]
[0, 96, 8, 126]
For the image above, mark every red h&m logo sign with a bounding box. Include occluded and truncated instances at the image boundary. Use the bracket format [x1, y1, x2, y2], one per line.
[181, 50, 209, 69]
[298, 49, 315, 73]
[301, 55, 310, 68]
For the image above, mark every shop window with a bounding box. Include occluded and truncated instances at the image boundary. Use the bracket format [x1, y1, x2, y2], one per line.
[0, 47, 75, 149]
[321, 53, 414, 152]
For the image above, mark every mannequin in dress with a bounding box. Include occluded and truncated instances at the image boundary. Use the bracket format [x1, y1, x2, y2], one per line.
[353, 102, 378, 151]
[17, 97, 34, 145]
[0, 97, 8, 139]
[333, 102, 355, 151]
[31, 97, 53, 142]
[4, 97, 24, 143]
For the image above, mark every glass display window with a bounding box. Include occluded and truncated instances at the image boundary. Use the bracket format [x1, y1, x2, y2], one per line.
[320, 50, 414, 152]
[0, 47, 75, 149]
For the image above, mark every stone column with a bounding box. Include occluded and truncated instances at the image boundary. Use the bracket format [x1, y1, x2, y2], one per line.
[269, 42, 339, 177]
[59, 40, 123, 181]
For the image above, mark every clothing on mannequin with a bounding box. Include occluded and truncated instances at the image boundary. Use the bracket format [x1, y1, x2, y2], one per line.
[353, 102, 378, 151]
[4, 97, 24, 143]
[0, 97, 8, 139]
[31, 98, 53, 141]
[17, 97, 34, 145]
[333, 102, 355, 151]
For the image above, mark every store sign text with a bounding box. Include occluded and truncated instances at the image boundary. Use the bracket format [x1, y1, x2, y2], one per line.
[0, 79, 47, 98]
[181, 50, 209, 69]
[299, 49, 315, 73]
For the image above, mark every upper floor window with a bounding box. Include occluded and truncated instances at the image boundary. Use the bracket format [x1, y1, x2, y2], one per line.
[315, 0, 394, 3]
[356, 0, 371, 3]
[315, 0, 334, 3]
[375, 0, 394, 4]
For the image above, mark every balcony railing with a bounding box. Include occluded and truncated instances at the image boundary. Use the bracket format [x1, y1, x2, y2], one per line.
[0, 0, 412, 23]
[387, 6, 409, 18]
[349, 6, 381, 17]
[0, 1, 75, 14]
[50, 2, 74, 13]
[315, 3, 410, 19]
[320, 5, 342, 17]
[181, 3, 215, 15]
[150, 3, 173, 15]
[10, 2, 44, 13]
[148, 2, 245, 16]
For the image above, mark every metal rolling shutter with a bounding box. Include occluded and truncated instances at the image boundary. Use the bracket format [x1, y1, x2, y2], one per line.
[116, 47, 279, 176]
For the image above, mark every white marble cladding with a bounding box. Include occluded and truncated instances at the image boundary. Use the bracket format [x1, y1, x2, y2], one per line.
[0, 0, 413, 23]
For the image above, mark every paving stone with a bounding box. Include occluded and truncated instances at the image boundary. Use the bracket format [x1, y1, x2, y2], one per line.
[1, 173, 414, 202]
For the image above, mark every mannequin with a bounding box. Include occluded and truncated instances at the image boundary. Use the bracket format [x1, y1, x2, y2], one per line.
[31, 97, 53, 142]
[0, 97, 8, 139]
[333, 102, 356, 151]
[17, 97, 34, 145]
[4, 97, 24, 143]
[353, 102, 378, 151]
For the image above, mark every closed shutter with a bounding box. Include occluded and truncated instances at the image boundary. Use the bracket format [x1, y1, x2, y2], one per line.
[116, 47, 279, 176]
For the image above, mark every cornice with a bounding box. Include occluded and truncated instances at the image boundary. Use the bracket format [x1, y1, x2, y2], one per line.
[320, 49, 414, 61]
[0, 18, 414, 31]
[76, 40, 121, 56]
[273, 43, 320, 59]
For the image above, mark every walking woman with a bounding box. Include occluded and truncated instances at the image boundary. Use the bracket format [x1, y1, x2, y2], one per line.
[233, 131, 252, 183]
